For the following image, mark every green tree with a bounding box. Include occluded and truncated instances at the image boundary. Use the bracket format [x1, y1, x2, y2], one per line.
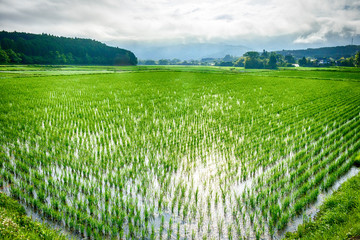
[338, 57, 354, 67]
[170, 59, 181, 65]
[284, 55, 295, 64]
[66, 53, 74, 64]
[0, 31, 137, 65]
[355, 51, 360, 67]
[217, 61, 233, 66]
[5, 49, 22, 63]
[268, 54, 277, 69]
[0, 49, 10, 63]
[158, 59, 169, 65]
[144, 60, 156, 65]
[234, 57, 245, 67]
[244, 51, 263, 69]
[244, 51, 260, 59]
[0, 38, 14, 49]
[261, 50, 269, 59]
[20, 54, 34, 64]
[298, 57, 308, 67]
[244, 57, 264, 69]
[114, 53, 130, 65]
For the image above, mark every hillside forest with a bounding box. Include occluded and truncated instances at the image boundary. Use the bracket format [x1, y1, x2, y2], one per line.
[0, 31, 137, 66]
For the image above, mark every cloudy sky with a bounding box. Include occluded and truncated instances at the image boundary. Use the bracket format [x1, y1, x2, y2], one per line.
[1, 0, 360, 57]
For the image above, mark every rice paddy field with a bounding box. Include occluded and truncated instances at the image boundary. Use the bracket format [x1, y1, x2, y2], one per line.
[0, 65, 360, 239]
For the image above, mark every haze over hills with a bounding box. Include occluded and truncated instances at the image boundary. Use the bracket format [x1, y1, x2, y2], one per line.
[109, 42, 252, 60]
[111, 40, 360, 61]
[107, 38, 360, 61]
[1, 31, 359, 65]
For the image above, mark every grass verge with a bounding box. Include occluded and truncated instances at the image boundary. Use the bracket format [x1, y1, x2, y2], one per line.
[284, 157, 360, 240]
[0, 192, 66, 240]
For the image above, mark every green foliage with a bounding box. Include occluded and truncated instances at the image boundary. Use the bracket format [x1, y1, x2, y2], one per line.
[142, 59, 156, 65]
[355, 51, 360, 67]
[285, 55, 295, 64]
[233, 57, 245, 67]
[158, 59, 169, 65]
[278, 45, 360, 59]
[244, 56, 264, 69]
[5, 49, 21, 63]
[0, 193, 66, 240]
[0, 31, 137, 65]
[216, 61, 234, 66]
[285, 172, 360, 240]
[244, 51, 260, 58]
[298, 57, 310, 67]
[243, 51, 284, 69]
[0, 48, 10, 63]
[268, 54, 277, 69]
[338, 57, 355, 67]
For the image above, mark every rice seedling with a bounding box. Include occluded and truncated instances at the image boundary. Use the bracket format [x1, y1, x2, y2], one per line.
[0, 66, 359, 239]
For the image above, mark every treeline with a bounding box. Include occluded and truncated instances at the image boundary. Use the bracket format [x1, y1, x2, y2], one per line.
[139, 51, 297, 69]
[0, 31, 137, 65]
[233, 51, 293, 69]
[277, 45, 360, 59]
[237, 50, 360, 68]
[297, 54, 360, 67]
[139, 50, 360, 69]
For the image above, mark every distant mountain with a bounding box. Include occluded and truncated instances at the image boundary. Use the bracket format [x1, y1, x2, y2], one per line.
[0, 31, 137, 65]
[115, 42, 252, 60]
[276, 45, 360, 59]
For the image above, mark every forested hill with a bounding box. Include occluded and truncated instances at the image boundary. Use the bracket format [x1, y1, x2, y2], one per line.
[277, 45, 360, 59]
[0, 31, 137, 65]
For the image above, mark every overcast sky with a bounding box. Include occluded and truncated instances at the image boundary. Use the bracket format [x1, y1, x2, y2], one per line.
[1, 0, 360, 53]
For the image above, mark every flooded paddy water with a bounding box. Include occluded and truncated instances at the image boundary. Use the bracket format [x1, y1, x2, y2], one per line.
[1, 67, 360, 239]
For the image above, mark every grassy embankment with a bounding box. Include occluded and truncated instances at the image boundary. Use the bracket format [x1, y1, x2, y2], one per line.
[285, 155, 360, 240]
[0, 192, 66, 240]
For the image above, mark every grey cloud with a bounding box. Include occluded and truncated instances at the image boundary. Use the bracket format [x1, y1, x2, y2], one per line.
[343, 4, 360, 11]
[215, 14, 233, 21]
[1, 0, 360, 50]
